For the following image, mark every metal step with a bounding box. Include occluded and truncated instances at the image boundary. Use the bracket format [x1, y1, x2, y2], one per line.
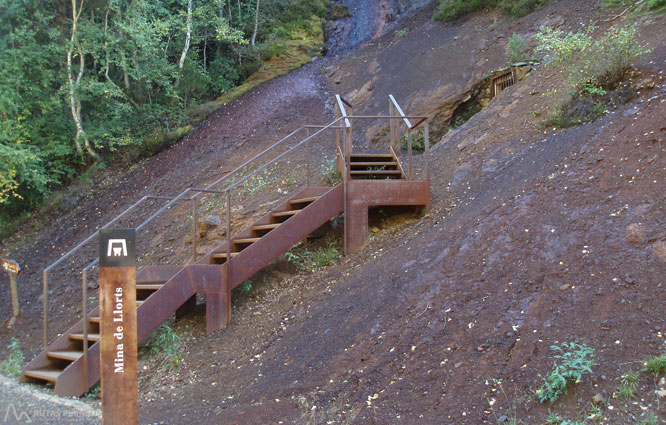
[234, 237, 261, 244]
[47, 350, 84, 362]
[253, 223, 281, 231]
[212, 252, 240, 259]
[69, 333, 100, 342]
[350, 170, 403, 175]
[350, 153, 394, 159]
[23, 368, 62, 383]
[136, 283, 164, 290]
[272, 210, 300, 218]
[349, 162, 398, 167]
[289, 196, 319, 205]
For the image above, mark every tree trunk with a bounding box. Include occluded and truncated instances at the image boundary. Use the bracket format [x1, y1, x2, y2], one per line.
[104, 1, 139, 109]
[250, 0, 260, 49]
[178, 0, 193, 71]
[67, 0, 99, 161]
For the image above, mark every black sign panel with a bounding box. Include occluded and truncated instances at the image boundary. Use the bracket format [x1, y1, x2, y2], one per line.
[99, 229, 136, 267]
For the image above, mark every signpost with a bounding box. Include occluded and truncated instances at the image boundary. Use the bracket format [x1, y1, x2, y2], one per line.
[2, 259, 21, 318]
[98, 229, 139, 425]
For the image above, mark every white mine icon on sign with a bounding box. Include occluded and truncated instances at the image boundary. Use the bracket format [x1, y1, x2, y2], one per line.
[107, 239, 128, 257]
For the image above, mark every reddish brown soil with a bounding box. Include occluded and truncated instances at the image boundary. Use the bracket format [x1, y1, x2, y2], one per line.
[1, 1, 666, 424]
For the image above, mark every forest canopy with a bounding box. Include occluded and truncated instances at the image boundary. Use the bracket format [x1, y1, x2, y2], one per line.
[0, 0, 328, 221]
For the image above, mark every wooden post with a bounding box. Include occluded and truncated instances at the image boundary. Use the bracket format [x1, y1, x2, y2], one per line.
[2, 260, 21, 317]
[98, 229, 139, 425]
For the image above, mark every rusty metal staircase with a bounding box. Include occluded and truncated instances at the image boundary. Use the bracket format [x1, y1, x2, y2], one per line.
[21, 95, 430, 397]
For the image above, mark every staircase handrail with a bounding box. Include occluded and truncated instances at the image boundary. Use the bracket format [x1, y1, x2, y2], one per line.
[41, 118, 342, 349]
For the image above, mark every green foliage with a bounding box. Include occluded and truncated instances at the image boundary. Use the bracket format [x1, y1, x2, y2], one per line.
[603, 0, 666, 11]
[433, 0, 547, 22]
[0, 337, 25, 377]
[618, 369, 640, 400]
[285, 241, 340, 271]
[321, 159, 342, 186]
[637, 412, 659, 425]
[536, 24, 650, 94]
[536, 342, 596, 403]
[0, 0, 328, 228]
[395, 28, 409, 37]
[498, 0, 548, 16]
[646, 0, 666, 10]
[145, 325, 183, 369]
[433, 0, 495, 22]
[642, 353, 666, 374]
[543, 100, 607, 128]
[329, 4, 352, 19]
[239, 279, 253, 292]
[400, 129, 426, 153]
[506, 33, 529, 63]
[85, 383, 101, 398]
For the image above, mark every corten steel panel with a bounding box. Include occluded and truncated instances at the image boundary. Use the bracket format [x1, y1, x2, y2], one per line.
[227, 185, 343, 287]
[344, 180, 430, 254]
[23, 263, 225, 397]
[99, 266, 138, 425]
[21, 306, 102, 396]
[21, 266, 187, 397]
[345, 204, 370, 254]
[135, 264, 226, 341]
[197, 186, 338, 266]
[346, 180, 430, 209]
[136, 265, 183, 283]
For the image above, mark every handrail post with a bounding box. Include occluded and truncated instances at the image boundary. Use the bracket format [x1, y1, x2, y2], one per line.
[226, 191, 232, 325]
[425, 122, 430, 187]
[348, 106, 353, 156]
[306, 127, 311, 188]
[408, 130, 413, 180]
[82, 269, 88, 390]
[389, 101, 397, 156]
[336, 105, 341, 154]
[192, 197, 198, 262]
[345, 127, 352, 181]
[42, 270, 48, 349]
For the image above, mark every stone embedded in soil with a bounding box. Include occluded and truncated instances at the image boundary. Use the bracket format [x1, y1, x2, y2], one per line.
[199, 215, 223, 232]
[651, 241, 666, 263]
[592, 393, 604, 405]
[625, 223, 647, 246]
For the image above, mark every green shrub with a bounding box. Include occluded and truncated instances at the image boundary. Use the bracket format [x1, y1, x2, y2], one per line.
[433, 0, 547, 21]
[647, 0, 666, 10]
[433, 0, 496, 22]
[400, 129, 426, 153]
[145, 325, 183, 369]
[642, 353, 666, 374]
[536, 24, 650, 94]
[321, 159, 342, 186]
[498, 0, 548, 16]
[239, 279, 253, 292]
[506, 33, 529, 63]
[536, 342, 596, 403]
[618, 369, 639, 400]
[0, 337, 25, 377]
[285, 241, 340, 270]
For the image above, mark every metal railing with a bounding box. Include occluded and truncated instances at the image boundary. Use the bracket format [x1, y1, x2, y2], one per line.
[40, 116, 345, 391]
[37, 94, 428, 392]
